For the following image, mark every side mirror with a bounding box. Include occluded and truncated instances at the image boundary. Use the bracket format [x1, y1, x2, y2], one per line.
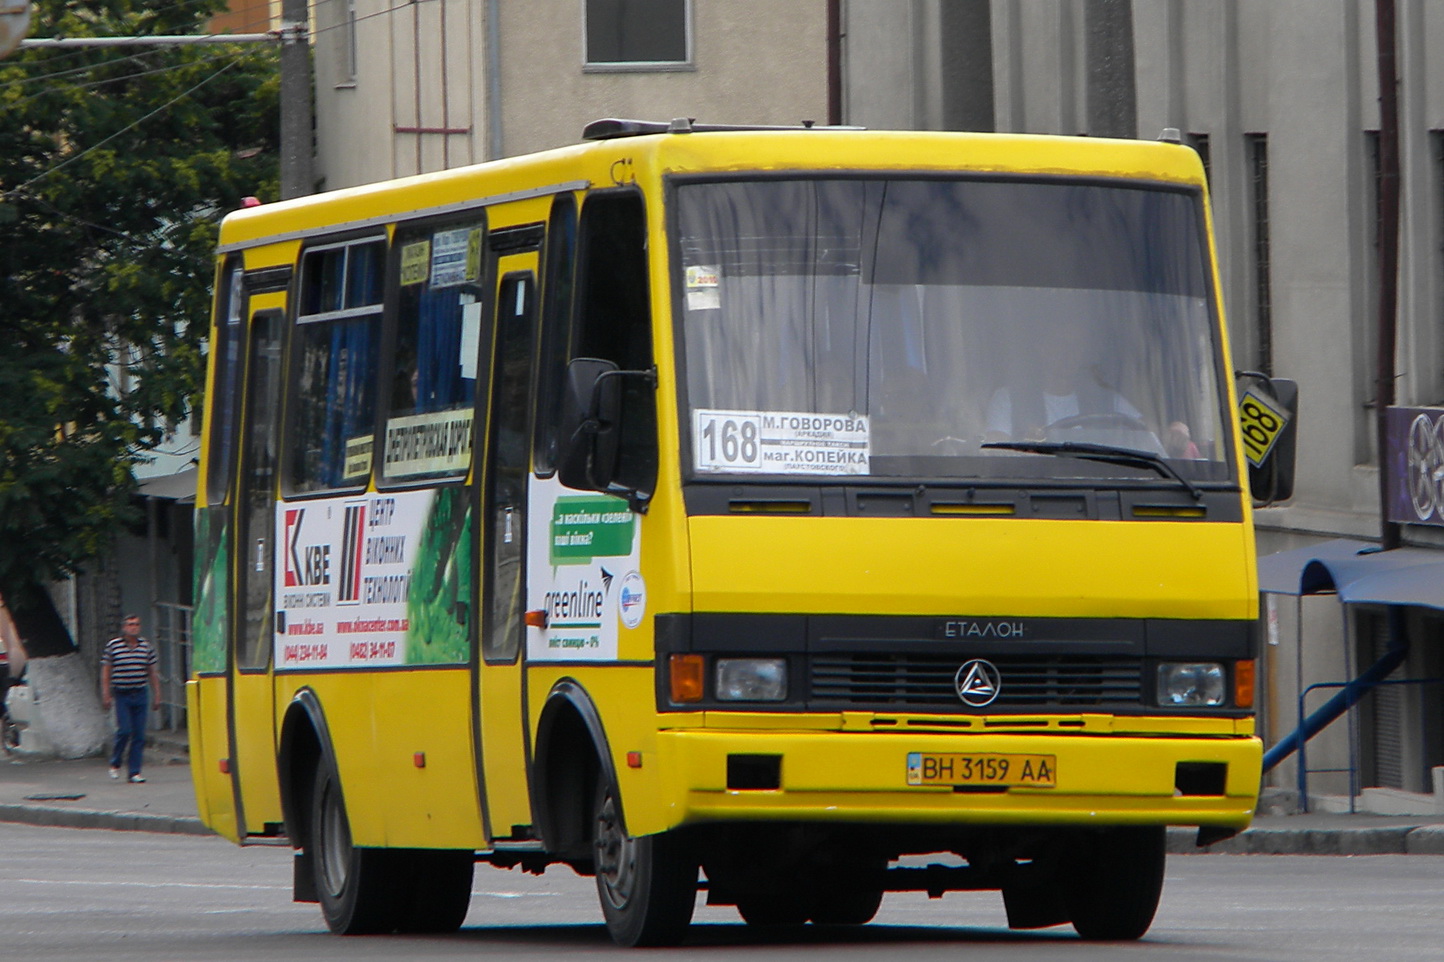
[557, 358, 622, 491]
[1237, 374, 1298, 505]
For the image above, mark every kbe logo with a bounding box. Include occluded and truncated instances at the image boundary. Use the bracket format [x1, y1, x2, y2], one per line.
[283, 508, 332, 588]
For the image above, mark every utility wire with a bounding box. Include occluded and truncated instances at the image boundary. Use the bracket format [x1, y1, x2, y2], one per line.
[4, 58, 241, 201]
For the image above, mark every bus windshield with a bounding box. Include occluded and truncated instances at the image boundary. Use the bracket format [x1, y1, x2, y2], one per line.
[673, 176, 1232, 485]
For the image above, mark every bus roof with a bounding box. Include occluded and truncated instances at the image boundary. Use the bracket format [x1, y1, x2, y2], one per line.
[217, 125, 1205, 255]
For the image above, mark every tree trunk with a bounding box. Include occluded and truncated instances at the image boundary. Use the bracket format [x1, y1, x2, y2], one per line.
[2, 577, 110, 757]
[25, 653, 111, 757]
[3, 576, 79, 658]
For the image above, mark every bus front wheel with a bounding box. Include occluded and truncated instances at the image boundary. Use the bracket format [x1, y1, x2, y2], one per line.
[1065, 826, 1166, 940]
[592, 778, 697, 947]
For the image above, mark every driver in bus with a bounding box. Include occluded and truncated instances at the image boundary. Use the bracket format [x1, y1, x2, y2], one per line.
[983, 317, 1197, 458]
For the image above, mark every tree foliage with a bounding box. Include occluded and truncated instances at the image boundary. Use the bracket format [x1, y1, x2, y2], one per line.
[0, 0, 279, 650]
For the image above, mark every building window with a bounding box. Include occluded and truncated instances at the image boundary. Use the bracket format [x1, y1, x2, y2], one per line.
[1433, 130, 1444, 404]
[1362, 130, 1383, 464]
[343, 0, 358, 85]
[1246, 133, 1272, 376]
[584, 0, 690, 70]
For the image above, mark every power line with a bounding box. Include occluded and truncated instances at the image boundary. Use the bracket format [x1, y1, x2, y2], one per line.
[4, 59, 242, 201]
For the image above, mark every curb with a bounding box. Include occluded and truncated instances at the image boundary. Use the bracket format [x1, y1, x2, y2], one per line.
[0, 803, 211, 836]
[1167, 825, 1442, 856]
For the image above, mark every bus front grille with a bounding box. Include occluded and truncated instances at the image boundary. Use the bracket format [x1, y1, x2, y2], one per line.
[809, 654, 1143, 710]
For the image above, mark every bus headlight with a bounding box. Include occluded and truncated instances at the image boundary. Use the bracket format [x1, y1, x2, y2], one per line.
[716, 658, 788, 702]
[1157, 662, 1227, 707]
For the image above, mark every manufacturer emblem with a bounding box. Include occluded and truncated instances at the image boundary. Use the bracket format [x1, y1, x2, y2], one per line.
[954, 659, 1002, 708]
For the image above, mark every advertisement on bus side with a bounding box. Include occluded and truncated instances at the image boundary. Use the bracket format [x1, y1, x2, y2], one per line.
[271, 488, 472, 668]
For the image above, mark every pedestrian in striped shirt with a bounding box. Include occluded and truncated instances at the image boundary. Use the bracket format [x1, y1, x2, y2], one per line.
[100, 614, 160, 783]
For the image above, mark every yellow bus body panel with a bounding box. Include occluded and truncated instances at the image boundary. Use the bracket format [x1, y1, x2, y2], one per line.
[689, 516, 1257, 620]
[655, 728, 1261, 831]
[186, 678, 238, 842]
[195, 130, 1259, 855]
[231, 674, 283, 830]
[275, 670, 484, 849]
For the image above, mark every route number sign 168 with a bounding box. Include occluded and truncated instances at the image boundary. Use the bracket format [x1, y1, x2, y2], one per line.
[1238, 388, 1290, 468]
[695, 411, 763, 471]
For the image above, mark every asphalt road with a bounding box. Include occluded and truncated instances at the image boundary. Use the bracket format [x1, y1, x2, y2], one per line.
[2, 822, 1440, 961]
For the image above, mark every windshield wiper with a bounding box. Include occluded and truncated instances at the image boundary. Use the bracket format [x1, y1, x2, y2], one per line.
[980, 440, 1204, 502]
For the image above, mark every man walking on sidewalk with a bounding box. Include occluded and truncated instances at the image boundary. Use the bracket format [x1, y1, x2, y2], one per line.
[100, 615, 160, 783]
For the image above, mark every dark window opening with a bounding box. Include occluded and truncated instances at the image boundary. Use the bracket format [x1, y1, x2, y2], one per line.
[1246, 133, 1272, 376]
[534, 194, 578, 477]
[571, 191, 657, 498]
[206, 259, 246, 505]
[585, 0, 688, 66]
[383, 218, 486, 483]
[289, 238, 386, 493]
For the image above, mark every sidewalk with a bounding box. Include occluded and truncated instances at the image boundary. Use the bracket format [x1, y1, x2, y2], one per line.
[3, 737, 1444, 852]
[0, 733, 208, 836]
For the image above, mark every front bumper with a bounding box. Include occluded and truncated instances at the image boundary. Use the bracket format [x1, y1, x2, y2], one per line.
[655, 727, 1261, 830]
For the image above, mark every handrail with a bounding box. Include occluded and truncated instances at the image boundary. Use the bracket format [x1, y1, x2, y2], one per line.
[1284, 675, 1442, 812]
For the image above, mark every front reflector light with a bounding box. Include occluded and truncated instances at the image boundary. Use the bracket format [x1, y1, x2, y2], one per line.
[1157, 662, 1226, 707]
[1234, 659, 1256, 709]
[669, 654, 705, 703]
[715, 658, 788, 702]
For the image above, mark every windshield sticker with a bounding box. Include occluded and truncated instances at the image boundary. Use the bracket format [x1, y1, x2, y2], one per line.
[685, 265, 721, 311]
[693, 409, 870, 475]
[430, 227, 482, 288]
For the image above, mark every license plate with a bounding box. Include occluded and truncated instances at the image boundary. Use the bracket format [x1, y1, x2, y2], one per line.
[906, 752, 1057, 787]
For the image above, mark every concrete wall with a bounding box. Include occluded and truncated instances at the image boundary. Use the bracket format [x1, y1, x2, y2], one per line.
[313, 0, 829, 190]
[841, 0, 1444, 799]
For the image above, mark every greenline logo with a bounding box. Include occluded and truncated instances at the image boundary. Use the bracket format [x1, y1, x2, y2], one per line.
[550, 496, 634, 565]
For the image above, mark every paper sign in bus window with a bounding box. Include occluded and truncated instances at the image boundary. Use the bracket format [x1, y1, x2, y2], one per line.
[693, 409, 870, 476]
[431, 227, 482, 288]
[399, 241, 430, 286]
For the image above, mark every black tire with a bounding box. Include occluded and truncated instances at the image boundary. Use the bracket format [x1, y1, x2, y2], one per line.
[1066, 826, 1166, 940]
[307, 762, 397, 935]
[392, 850, 474, 934]
[737, 895, 810, 927]
[809, 887, 883, 926]
[593, 778, 697, 947]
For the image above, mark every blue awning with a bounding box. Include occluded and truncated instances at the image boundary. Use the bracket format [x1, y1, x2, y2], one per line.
[1257, 537, 1444, 610]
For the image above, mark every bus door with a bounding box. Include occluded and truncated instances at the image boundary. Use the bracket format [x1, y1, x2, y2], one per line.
[475, 243, 540, 840]
[229, 302, 286, 837]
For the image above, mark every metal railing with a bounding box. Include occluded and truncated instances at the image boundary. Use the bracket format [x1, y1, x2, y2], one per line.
[1292, 676, 1443, 813]
[150, 602, 192, 730]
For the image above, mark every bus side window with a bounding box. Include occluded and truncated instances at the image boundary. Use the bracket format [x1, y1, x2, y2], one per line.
[568, 191, 657, 499]
[206, 258, 246, 506]
[533, 193, 577, 477]
[288, 238, 385, 493]
[382, 218, 486, 484]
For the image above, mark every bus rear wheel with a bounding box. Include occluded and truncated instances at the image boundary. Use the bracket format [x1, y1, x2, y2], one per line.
[1065, 826, 1166, 940]
[306, 761, 474, 935]
[592, 778, 697, 947]
[308, 762, 396, 935]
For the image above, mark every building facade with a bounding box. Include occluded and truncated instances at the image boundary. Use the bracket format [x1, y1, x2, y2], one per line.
[841, 0, 1444, 810]
[295, 0, 1443, 809]
[311, 0, 829, 189]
